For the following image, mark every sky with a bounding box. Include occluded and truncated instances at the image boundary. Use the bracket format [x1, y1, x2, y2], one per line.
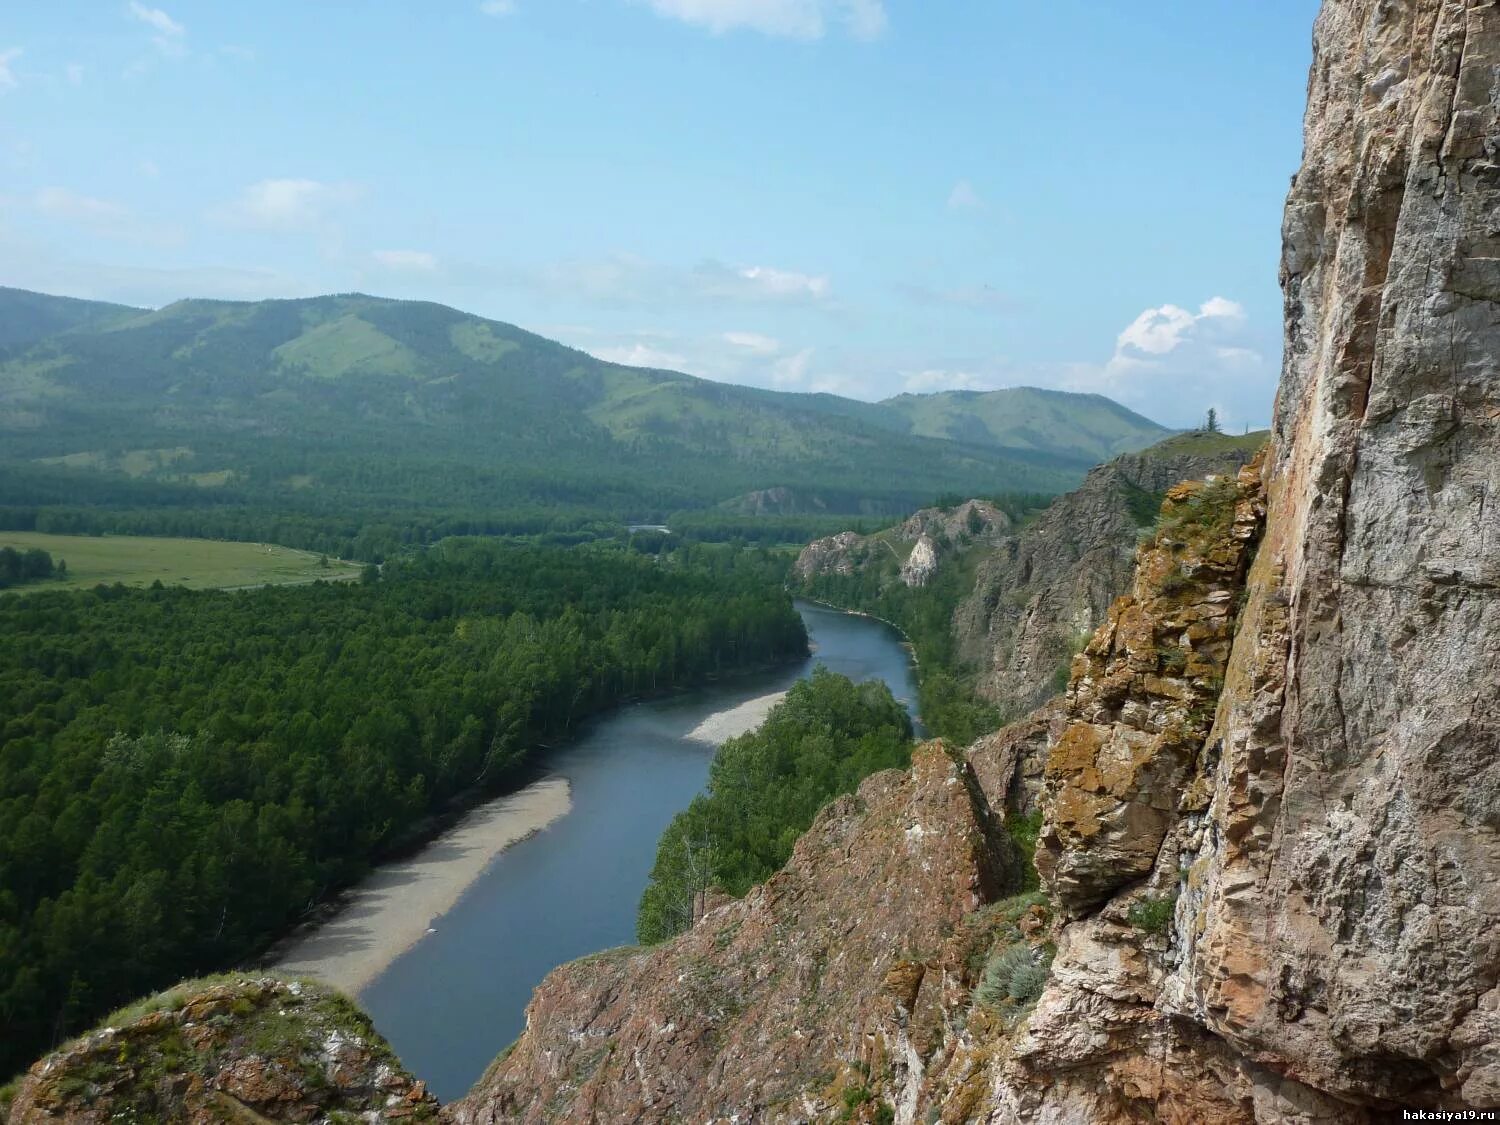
[0, 0, 1320, 430]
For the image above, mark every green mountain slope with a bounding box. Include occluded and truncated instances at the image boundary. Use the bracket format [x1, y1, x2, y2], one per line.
[0, 289, 1171, 548]
[874, 387, 1173, 462]
[0, 286, 141, 348]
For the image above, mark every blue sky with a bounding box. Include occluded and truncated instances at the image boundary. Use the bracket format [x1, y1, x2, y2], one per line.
[0, 0, 1319, 429]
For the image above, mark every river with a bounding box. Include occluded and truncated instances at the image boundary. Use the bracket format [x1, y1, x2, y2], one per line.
[356, 599, 919, 1100]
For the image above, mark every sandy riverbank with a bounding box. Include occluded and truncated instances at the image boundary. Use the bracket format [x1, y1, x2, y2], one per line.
[684, 691, 787, 745]
[271, 776, 572, 995]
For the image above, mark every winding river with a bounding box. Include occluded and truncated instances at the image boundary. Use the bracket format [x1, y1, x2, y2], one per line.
[356, 599, 920, 1100]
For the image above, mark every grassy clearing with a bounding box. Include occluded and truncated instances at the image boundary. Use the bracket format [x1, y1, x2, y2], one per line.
[0, 532, 360, 593]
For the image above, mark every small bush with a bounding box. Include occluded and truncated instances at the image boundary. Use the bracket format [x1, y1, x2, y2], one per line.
[975, 942, 1052, 1011]
[1127, 894, 1177, 935]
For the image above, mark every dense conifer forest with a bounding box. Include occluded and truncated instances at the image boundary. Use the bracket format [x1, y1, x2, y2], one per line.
[0, 539, 806, 1077]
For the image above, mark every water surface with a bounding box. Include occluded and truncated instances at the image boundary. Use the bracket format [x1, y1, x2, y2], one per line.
[360, 600, 918, 1099]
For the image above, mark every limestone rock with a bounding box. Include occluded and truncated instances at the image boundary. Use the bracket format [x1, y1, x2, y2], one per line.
[900, 535, 939, 587]
[792, 499, 1011, 586]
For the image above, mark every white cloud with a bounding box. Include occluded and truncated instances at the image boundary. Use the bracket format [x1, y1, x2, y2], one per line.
[1198, 295, 1245, 320]
[903, 368, 992, 393]
[127, 3, 186, 56]
[638, 0, 886, 40]
[771, 346, 813, 385]
[733, 265, 829, 299]
[373, 249, 439, 271]
[947, 178, 982, 211]
[128, 2, 184, 38]
[0, 48, 21, 91]
[479, 0, 518, 13]
[590, 341, 689, 369]
[532, 255, 832, 308]
[217, 178, 361, 232]
[32, 186, 183, 246]
[65, 62, 85, 85]
[1060, 294, 1276, 430]
[723, 330, 781, 354]
[1111, 295, 1245, 365]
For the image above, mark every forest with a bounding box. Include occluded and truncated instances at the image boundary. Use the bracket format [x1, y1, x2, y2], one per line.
[0, 547, 60, 590]
[636, 669, 913, 944]
[0, 539, 807, 1079]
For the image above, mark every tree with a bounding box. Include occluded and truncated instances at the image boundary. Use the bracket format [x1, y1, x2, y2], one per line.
[1205, 408, 1221, 433]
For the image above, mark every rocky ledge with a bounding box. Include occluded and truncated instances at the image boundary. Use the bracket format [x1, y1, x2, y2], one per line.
[3, 976, 438, 1124]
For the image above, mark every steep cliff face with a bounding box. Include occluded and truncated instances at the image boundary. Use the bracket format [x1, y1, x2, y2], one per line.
[993, 0, 1500, 1114]
[1164, 0, 1500, 1104]
[792, 433, 1264, 715]
[793, 499, 1012, 589]
[952, 432, 1265, 716]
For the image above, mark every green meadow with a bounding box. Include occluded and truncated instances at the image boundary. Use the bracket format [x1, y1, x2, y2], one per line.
[0, 531, 361, 592]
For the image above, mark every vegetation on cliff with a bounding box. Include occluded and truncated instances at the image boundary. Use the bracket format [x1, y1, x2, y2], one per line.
[0, 539, 806, 1080]
[636, 669, 913, 943]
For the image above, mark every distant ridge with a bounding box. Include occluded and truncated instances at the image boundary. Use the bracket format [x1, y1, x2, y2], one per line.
[0, 287, 1171, 523]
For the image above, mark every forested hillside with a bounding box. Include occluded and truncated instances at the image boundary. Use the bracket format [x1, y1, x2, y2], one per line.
[0, 290, 1171, 556]
[0, 539, 806, 1079]
[636, 669, 913, 944]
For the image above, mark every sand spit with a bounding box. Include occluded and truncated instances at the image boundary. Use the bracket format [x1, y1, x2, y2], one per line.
[271, 776, 572, 995]
[684, 691, 787, 746]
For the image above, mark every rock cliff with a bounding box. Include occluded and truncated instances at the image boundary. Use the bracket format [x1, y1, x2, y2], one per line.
[792, 432, 1263, 716]
[793, 499, 1012, 589]
[953, 432, 1264, 716]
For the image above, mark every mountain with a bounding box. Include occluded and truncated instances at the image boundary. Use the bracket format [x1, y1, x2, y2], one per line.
[0, 290, 1167, 533]
[874, 386, 1174, 462]
[0, 287, 139, 349]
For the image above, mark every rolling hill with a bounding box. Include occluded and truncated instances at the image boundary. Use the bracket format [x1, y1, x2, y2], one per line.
[0, 288, 1174, 548]
[873, 386, 1173, 462]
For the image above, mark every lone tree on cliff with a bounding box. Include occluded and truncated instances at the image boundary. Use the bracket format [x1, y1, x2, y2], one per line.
[1205, 407, 1221, 433]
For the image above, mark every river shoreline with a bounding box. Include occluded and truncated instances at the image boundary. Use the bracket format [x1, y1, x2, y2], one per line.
[267, 777, 573, 995]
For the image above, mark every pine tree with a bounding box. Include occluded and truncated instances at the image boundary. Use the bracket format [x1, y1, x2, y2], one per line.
[1205, 407, 1221, 433]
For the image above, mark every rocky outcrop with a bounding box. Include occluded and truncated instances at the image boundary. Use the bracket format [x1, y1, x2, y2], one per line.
[718, 486, 829, 517]
[3, 975, 438, 1123]
[792, 432, 1263, 713]
[952, 432, 1265, 717]
[899, 535, 939, 587]
[446, 743, 1024, 1124]
[794, 499, 1011, 589]
[1036, 463, 1265, 914]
